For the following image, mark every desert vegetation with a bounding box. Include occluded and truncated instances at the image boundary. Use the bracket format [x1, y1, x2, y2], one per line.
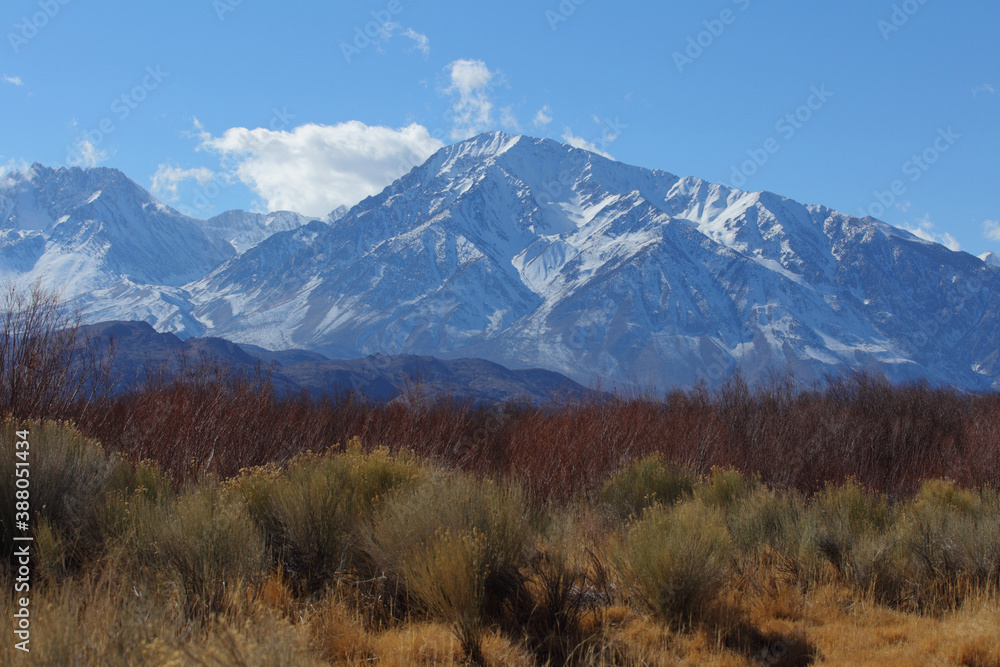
[1, 285, 999, 665]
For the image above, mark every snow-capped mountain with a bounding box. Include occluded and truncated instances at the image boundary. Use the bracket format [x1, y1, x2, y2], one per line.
[166, 132, 998, 390]
[0, 164, 319, 330]
[3, 135, 999, 391]
[982, 252, 1000, 269]
[0, 164, 238, 291]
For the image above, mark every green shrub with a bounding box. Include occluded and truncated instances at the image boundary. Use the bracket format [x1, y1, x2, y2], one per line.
[33, 516, 67, 582]
[398, 528, 488, 663]
[0, 418, 116, 570]
[841, 528, 910, 604]
[104, 457, 174, 504]
[612, 499, 733, 626]
[233, 442, 426, 592]
[97, 459, 175, 553]
[369, 472, 531, 585]
[893, 481, 1000, 609]
[368, 471, 533, 652]
[149, 483, 267, 619]
[727, 485, 807, 556]
[695, 467, 757, 510]
[811, 480, 893, 578]
[694, 468, 760, 510]
[341, 440, 427, 508]
[600, 454, 696, 519]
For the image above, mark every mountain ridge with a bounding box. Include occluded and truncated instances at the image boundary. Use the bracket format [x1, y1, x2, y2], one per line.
[80, 320, 590, 404]
[3, 133, 999, 391]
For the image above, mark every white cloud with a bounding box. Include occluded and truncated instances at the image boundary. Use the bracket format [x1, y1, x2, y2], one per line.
[561, 129, 615, 160]
[448, 59, 493, 93]
[150, 165, 216, 202]
[973, 83, 996, 97]
[402, 28, 430, 56]
[71, 136, 109, 168]
[900, 215, 960, 251]
[444, 59, 498, 140]
[2, 74, 23, 86]
[984, 220, 1000, 242]
[198, 121, 445, 217]
[533, 105, 553, 128]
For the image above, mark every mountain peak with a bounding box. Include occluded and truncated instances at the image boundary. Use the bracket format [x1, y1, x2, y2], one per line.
[21, 161, 131, 187]
[464, 130, 522, 147]
[436, 131, 524, 166]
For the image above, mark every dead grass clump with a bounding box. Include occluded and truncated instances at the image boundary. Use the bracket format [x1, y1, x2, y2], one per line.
[400, 528, 489, 662]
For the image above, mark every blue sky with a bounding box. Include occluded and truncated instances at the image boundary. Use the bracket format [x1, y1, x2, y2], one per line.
[2, 0, 998, 255]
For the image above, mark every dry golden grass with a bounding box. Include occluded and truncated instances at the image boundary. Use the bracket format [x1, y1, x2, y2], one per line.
[307, 595, 376, 664]
[366, 624, 536, 666]
[798, 587, 1000, 666]
[3, 416, 998, 666]
[1, 553, 996, 666]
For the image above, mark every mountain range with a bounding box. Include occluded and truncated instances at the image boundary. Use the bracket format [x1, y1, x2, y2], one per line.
[3, 132, 999, 392]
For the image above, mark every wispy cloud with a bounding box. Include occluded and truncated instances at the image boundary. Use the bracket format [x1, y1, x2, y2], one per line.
[972, 83, 996, 97]
[900, 214, 960, 251]
[2, 74, 24, 86]
[71, 135, 109, 168]
[533, 105, 553, 128]
[346, 22, 429, 58]
[373, 21, 401, 52]
[499, 106, 519, 131]
[560, 117, 623, 160]
[402, 28, 430, 56]
[150, 165, 216, 202]
[186, 117, 213, 144]
[561, 129, 614, 160]
[0, 158, 30, 180]
[984, 219, 1000, 242]
[444, 59, 499, 140]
